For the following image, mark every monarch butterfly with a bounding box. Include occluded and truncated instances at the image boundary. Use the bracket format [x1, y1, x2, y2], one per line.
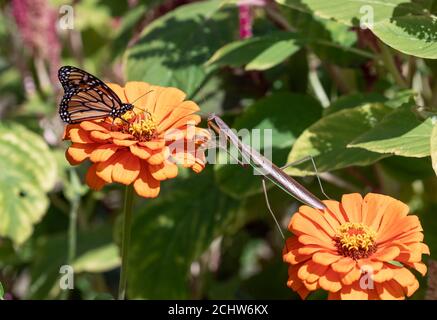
[58, 66, 134, 124]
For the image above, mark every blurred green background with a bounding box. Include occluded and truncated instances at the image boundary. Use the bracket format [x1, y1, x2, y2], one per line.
[1, 0, 437, 299]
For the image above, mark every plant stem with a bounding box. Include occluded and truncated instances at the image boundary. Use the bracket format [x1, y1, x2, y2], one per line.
[118, 185, 135, 300]
[61, 169, 81, 300]
[68, 197, 79, 265]
[379, 43, 408, 89]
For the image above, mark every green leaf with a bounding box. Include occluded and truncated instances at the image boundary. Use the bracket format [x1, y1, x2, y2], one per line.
[215, 93, 323, 198]
[28, 225, 117, 299]
[326, 93, 387, 115]
[110, 4, 147, 60]
[207, 32, 303, 71]
[380, 156, 435, 183]
[286, 103, 392, 176]
[126, 0, 237, 96]
[128, 169, 239, 299]
[0, 123, 56, 191]
[277, 0, 437, 59]
[349, 107, 433, 158]
[279, 3, 373, 66]
[0, 122, 57, 245]
[431, 122, 437, 176]
[75, 0, 112, 34]
[72, 244, 120, 273]
[387, 260, 404, 267]
[0, 281, 4, 300]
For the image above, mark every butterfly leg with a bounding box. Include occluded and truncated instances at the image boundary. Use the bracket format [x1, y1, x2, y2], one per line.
[281, 156, 330, 200]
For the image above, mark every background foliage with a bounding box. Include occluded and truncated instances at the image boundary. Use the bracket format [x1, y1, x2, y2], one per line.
[0, 0, 437, 299]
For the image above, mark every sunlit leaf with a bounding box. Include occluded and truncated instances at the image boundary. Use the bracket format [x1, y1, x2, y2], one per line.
[126, 0, 237, 96]
[350, 107, 433, 158]
[72, 244, 120, 273]
[207, 32, 303, 71]
[286, 104, 392, 176]
[0, 122, 56, 245]
[277, 0, 437, 59]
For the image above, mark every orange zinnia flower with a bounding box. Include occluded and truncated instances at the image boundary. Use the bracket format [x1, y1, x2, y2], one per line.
[283, 193, 429, 300]
[64, 82, 209, 198]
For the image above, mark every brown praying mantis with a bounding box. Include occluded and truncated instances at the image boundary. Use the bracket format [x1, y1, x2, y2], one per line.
[205, 114, 328, 239]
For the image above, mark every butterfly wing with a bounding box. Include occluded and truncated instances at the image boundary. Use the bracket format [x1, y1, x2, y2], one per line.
[58, 65, 125, 103]
[58, 66, 132, 124]
[59, 86, 125, 124]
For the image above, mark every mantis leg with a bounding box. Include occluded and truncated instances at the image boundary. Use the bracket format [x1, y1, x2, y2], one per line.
[281, 156, 330, 200]
[262, 178, 285, 240]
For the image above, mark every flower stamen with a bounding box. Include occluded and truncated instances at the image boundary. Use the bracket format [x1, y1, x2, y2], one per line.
[334, 222, 377, 260]
[127, 112, 157, 141]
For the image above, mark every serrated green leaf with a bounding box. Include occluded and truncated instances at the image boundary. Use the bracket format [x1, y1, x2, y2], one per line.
[277, 0, 437, 59]
[0, 122, 57, 245]
[128, 169, 239, 299]
[126, 0, 236, 96]
[215, 93, 322, 198]
[286, 104, 392, 176]
[350, 107, 433, 157]
[207, 32, 303, 71]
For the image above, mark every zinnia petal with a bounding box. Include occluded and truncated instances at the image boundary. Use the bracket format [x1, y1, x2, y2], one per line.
[69, 128, 95, 144]
[133, 162, 160, 198]
[66, 143, 97, 164]
[376, 280, 405, 300]
[90, 144, 119, 163]
[341, 193, 363, 223]
[86, 164, 106, 190]
[153, 87, 186, 122]
[319, 267, 342, 292]
[149, 162, 178, 181]
[111, 151, 140, 185]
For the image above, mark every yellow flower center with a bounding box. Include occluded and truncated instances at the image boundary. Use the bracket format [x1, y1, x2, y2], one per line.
[334, 222, 377, 260]
[116, 111, 158, 141]
[129, 113, 157, 141]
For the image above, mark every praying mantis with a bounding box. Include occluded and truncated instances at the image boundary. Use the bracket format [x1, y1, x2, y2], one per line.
[205, 114, 327, 239]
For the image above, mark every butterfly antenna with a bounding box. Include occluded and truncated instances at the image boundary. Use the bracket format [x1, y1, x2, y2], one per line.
[130, 90, 154, 112]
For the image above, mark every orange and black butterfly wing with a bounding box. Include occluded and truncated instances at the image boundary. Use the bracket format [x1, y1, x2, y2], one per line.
[58, 66, 123, 101]
[59, 86, 125, 124]
[58, 66, 133, 124]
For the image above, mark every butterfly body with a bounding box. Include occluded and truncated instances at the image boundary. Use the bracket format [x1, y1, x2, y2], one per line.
[58, 66, 133, 124]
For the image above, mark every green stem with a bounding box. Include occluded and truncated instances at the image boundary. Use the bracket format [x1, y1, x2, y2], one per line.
[118, 185, 135, 300]
[61, 170, 81, 300]
[68, 197, 79, 265]
[379, 43, 408, 89]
